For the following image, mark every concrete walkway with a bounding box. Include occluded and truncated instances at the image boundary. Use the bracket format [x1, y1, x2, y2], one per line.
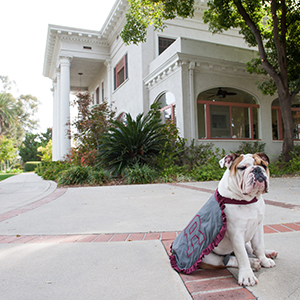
[0, 173, 299, 299]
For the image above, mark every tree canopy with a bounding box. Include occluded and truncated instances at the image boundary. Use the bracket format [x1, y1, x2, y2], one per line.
[0, 76, 41, 145]
[121, 0, 300, 161]
[121, 0, 195, 44]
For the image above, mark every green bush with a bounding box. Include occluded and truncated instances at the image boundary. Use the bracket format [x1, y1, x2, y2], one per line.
[234, 141, 266, 154]
[87, 168, 112, 185]
[57, 165, 90, 185]
[269, 145, 300, 177]
[24, 161, 41, 172]
[180, 141, 217, 169]
[158, 165, 188, 182]
[188, 156, 224, 181]
[35, 161, 72, 181]
[98, 109, 169, 175]
[124, 163, 159, 184]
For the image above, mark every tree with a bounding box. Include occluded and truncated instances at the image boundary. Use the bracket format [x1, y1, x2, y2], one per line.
[37, 139, 52, 162]
[0, 136, 18, 171]
[18, 128, 52, 163]
[0, 93, 17, 135]
[0, 76, 41, 144]
[121, 0, 300, 162]
[69, 92, 116, 161]
[16, 94, 40, 133]
[0, 75, 16, 93]
[19, 133, 41, 162]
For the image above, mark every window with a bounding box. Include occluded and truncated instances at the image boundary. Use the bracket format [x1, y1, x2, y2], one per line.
[156, 92, 176, 124]
[197, 88, 259, 139]
[117, 112, 127, 125]
[101, 81, 104, 102]
[114, 54, 128, 90]
[158, 37, 176, 55]
[272, 97, 300, 140]
[95, 86, 100, 104]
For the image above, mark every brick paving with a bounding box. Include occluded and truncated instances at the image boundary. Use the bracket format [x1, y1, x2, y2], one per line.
[1, 184, 299, 299]
[1, 223, 299, 299]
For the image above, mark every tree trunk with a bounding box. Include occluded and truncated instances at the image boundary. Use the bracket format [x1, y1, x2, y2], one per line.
[278, 92, 293, 162]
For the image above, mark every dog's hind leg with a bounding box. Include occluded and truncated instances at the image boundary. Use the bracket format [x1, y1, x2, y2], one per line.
[246, 242, 278, 260]
[265, 249, 278, 259]
[200, 252, 227, 269]
[224, 255, 261, 272]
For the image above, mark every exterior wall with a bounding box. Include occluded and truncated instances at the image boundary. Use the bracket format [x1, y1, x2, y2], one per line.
[110, 42, 144, 118]
[44, 1, 299, 162]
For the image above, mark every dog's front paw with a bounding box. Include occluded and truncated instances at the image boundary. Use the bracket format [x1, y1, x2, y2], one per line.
[238, 268, 258, 286]
[249, 258, 261, 272]
[261, 257, 276, 268]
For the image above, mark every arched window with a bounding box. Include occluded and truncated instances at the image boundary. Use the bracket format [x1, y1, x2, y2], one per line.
[156, 92, 176, 124]
[197, 88, 259, 139]
[272, 96, 300, 140]
[117, 112, 127, 125]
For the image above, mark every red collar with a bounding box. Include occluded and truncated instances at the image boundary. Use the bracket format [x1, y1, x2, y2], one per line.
[215, 189, 258, 205]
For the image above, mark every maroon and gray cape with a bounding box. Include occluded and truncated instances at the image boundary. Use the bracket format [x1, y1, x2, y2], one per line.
[169, 190, 227, 274]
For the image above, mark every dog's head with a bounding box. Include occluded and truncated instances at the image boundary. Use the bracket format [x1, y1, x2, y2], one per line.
[219, 152, 270, 199]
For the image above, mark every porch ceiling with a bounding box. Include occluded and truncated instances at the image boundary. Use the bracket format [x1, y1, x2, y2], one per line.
[70, 57, 104, 91]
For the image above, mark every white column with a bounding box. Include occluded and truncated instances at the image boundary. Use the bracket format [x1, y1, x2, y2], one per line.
[59, 55, 72, 159]
[55, 69, 61, 160]
[104, 60, 112, 104]
[52, 78, 58, 161]
[189, 61, 196, 142]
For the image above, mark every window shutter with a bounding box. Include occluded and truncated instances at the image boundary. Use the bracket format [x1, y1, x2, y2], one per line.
[113, 67, 116, 90]
[125, 53, 128, 80]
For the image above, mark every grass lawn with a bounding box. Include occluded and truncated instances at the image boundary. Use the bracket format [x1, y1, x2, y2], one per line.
[0, 174, 16, 181]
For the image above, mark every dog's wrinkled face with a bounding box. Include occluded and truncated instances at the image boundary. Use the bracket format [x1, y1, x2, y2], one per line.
[219, 153, 270, 197]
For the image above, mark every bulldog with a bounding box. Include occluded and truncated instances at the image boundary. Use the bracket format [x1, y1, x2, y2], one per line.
[170, 152, 277, 286]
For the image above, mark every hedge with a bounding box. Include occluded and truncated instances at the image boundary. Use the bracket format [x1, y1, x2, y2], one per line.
[24, 161, 41, 172]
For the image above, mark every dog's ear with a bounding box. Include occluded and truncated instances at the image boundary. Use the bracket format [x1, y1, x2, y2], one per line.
[255, 152, 270, 165]
[219, 153, 240, 169]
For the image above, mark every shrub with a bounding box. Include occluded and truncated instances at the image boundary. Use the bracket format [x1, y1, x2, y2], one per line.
[80, 149, 97, 167]
[158, 165, 188, 182]
[188, 155, 224, 181]
[37, 139, 52, 162]
[269, 145, 300, 177]
[234, 141, 266, 154]
[180, 141, 216, 169]
[68, 93, 116, 165]
[98, 109, 169, 175]
[124, 163, 159, 184]
[24, 161, 41, 172]
[57, 165, 90, 185]
[35, 161, 72, 181]
[156, 120, 186, 171]
[87, 168, 112, 185]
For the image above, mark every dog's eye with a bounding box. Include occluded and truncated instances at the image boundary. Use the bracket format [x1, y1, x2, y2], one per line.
[261, 164, 267, 170]
[237, 166, 247, 171]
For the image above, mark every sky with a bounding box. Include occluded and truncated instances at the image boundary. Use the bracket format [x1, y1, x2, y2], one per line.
[0, 0, 115, 133]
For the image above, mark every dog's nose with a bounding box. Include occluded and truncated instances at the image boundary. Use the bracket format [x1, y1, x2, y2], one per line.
[252, 167, 266, 182]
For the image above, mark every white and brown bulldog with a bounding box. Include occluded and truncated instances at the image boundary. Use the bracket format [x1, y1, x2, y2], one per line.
[170, 152, 277, 286]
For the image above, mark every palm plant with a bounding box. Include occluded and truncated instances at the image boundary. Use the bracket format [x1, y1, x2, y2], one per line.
[98, 110, 169, 175]
[0, 93, 17, 134]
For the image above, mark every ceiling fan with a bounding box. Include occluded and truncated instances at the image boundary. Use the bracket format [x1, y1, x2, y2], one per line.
[208, 87, 237, 99]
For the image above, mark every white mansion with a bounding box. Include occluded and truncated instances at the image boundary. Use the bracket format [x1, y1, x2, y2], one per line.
[43, 0, 300, 161]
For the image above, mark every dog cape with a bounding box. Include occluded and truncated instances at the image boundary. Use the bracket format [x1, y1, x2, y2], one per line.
[170, 190, 227, 274]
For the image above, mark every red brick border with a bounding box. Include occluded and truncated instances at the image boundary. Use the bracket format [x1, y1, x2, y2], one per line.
[1, 183, 299, 299]
[1, 226, 299, 300]
[2, 224, 300, 299]
[0, 188, 67, 223]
